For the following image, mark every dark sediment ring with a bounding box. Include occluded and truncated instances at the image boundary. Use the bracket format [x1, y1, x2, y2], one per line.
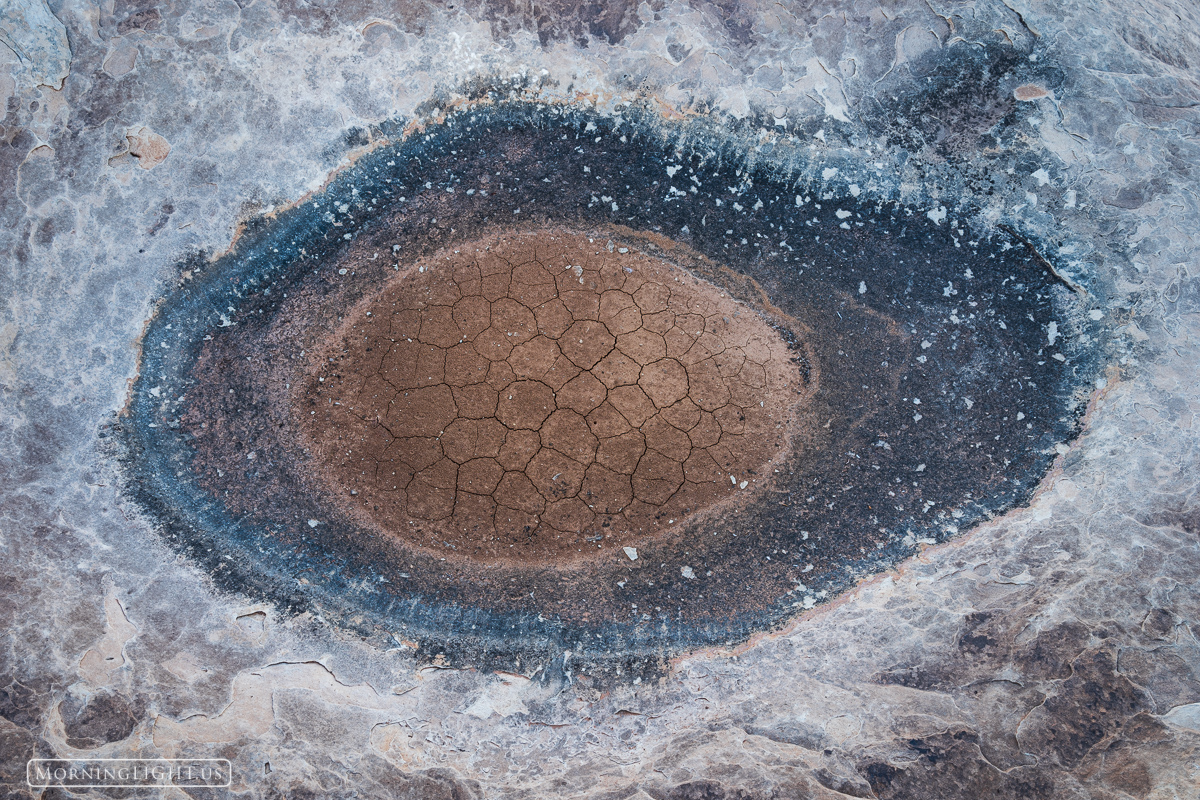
[121, 102, 1098, 679]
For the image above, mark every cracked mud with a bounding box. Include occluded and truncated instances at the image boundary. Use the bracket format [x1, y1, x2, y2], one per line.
[303, 229, 803, 562]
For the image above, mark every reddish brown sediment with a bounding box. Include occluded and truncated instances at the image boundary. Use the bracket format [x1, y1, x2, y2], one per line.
[297, 229, 806, 563]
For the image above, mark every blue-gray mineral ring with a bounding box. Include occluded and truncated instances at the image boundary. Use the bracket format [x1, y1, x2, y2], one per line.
[121, 102, 1101, 680]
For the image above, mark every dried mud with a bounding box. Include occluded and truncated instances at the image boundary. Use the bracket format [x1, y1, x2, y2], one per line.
[300, 229, 805, 563]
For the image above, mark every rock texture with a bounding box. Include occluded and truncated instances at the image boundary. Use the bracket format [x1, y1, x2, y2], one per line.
[2, 1, 1199, 798]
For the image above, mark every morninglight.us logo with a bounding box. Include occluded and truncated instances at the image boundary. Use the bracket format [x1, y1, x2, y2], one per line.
[27, 758, 232, 789]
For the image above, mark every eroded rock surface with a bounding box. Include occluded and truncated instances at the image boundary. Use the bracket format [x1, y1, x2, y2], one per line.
[2, 0, 1199, 798]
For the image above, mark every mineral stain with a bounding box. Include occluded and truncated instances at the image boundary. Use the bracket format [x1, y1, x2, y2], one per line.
[121, 102, 1097, 678]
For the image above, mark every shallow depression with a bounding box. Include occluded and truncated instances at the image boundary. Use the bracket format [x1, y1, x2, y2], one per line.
[124, 103, 1095, 668]
[301, 229, 805, 562]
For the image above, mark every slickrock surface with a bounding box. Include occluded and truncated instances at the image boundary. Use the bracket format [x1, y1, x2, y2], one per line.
[3, 1, 1200, 798]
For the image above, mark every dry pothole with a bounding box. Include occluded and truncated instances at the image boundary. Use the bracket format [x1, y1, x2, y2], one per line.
[303, 229, 804, 561]
[121, 101, 1098, 676]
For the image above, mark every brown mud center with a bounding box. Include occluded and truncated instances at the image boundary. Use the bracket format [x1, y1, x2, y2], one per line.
[299, 229, 807, 563]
